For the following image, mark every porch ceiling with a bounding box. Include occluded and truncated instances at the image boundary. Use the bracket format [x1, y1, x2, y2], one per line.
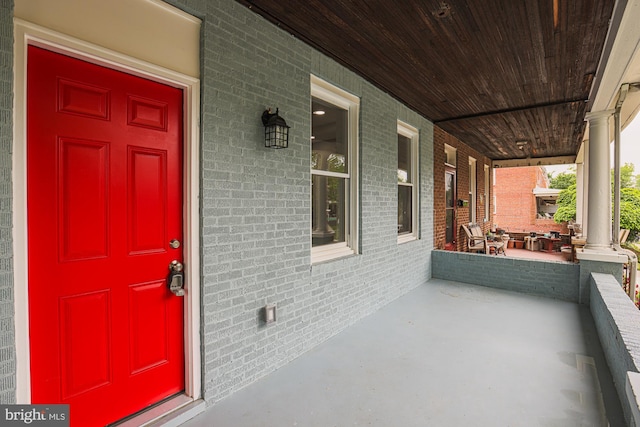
[237, 0, 615, 161]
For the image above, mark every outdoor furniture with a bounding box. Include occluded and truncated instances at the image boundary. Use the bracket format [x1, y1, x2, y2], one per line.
[524, 236, 539, 251]
[500, 234, 510, 255]
[461, 223, 505, 255]
[488, 235, 506, 255]
[538, 236, 561, 252]
[461, 223, 485, 253]
[620, 228, 630, 244]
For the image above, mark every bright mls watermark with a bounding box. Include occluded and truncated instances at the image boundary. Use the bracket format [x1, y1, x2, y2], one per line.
[1, 405, 69, 426]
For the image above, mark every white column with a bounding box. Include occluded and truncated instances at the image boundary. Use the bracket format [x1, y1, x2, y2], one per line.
[575, 161, 584, 228]
[583, 110, 614, 252]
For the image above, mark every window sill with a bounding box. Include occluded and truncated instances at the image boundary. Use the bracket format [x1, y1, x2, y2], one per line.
[398, 234, 418, 245]
[312, 242, 355, 264]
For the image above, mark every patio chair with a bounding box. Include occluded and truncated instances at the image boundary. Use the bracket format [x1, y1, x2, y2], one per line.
[620, 228, 630, 245]
[471, 223, 505, 255]
[461, 223, 486, 253]
[488, 233, 506, 255]
[462, 223, 506, 255]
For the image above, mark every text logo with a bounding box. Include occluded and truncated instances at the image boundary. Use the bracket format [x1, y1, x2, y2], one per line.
[0, 405, 69, 426]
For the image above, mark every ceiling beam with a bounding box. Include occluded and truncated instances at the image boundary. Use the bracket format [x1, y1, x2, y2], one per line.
[434, 99, 587, 124]
[492, 156, 576, 168]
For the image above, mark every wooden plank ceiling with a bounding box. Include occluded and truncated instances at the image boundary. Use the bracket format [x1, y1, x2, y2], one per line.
[237, 0, 615, 161]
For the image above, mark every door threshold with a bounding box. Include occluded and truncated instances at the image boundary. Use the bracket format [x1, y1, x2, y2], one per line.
[114, 395, 205, 427]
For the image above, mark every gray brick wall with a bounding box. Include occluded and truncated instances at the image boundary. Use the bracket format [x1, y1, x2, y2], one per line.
[167, 0, 435, 404]
[590, 272, 640, 425]
[1, 0, 434, 408]
[432, 250, 580, 302]
[0, 0, 15, 405]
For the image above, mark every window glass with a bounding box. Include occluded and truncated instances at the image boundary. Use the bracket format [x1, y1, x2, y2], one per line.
[312, 99, 347, 174]
[312, 175, 346, 246]
[398, 185, 412, 234]
[398, 134, 411, 183]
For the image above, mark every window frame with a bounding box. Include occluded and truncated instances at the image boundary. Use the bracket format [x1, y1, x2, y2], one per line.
[469, 157, 477, 224]
[397, 121, 419, 243]
[310, 75, 360, 263]
[444, 144, 457, 168]
[484, 164, 490, 222]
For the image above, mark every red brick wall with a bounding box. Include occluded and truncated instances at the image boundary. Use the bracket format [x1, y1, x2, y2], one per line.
[493, 167, 568, 234]
[433, 127, 492, 251]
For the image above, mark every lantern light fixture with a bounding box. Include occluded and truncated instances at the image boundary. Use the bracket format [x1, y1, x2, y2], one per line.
[262, 108, 290, 149]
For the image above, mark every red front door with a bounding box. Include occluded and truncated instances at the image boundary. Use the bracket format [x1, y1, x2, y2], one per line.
[27, 46, 185, 426]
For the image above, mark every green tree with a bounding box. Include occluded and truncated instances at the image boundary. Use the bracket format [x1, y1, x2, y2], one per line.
[554, 184, 577, 223]
[611, 162, 635, 189]
[554, 181, 640, 240]
[548, 170, 576, 189]
[621, 187, 640, 240]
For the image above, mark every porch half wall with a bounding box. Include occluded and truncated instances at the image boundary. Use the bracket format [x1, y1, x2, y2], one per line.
[432, 250, 580, 302]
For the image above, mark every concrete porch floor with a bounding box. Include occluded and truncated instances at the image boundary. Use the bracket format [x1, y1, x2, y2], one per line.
[182, 279, 624, 427]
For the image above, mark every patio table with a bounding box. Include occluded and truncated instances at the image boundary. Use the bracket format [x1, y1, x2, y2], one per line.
[538, 237, 560, 253]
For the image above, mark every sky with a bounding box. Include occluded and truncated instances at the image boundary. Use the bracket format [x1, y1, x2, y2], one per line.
[615, 115, 640, 170]
[544, 114, 640, 176]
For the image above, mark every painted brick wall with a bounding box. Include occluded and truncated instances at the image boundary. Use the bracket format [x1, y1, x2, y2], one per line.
[433, 127, 491, 251]
[0, 0, 15, 405]
[579, 259, 623, 305]
[0, 0, 435, 407]
[590, 272, 640, 425]
[494, 166, 568, 234]
[165, 0, 434, 404]
[432, 250, 580, 302]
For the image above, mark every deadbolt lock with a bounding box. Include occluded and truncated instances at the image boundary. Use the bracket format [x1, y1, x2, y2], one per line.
[167, 260, 185, 296]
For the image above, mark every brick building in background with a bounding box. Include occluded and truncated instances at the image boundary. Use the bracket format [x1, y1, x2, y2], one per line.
[493, 166, 568, 235]
[433, 127, 492, 251]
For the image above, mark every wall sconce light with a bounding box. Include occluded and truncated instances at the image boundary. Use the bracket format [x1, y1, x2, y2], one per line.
[262, 108, 289, 149]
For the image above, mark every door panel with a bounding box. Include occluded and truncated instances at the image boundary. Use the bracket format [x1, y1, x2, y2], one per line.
[59, 290, 111, 400]
[128, 280, 170, 374]
[27, 45, 184, 427]
[58, 138, 110, 261]
[128, 147, 168, 254]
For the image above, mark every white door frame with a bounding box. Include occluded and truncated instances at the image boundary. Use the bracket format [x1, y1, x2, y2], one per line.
[12, 19, 202, 405]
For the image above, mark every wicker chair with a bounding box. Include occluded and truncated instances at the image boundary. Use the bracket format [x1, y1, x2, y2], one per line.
[461, 223, 486, 253]
[461, 223, 505, 255]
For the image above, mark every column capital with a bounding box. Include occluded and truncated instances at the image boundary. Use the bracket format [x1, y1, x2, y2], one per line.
[584, 110, 615, 122]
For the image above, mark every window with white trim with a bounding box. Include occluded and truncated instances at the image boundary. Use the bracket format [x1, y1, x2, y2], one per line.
[469, 157, 477, 223]
[484, 164, 490, 221]
[311, 76, 359, 263]
[444, 144, 456, 167]
[397, 121, 419, 242]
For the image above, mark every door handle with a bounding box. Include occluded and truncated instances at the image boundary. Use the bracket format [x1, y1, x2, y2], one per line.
[167, 260, 185, 297]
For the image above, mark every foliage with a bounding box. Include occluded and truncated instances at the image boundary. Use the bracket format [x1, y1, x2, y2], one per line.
[624, 242, 640, 265]
[554, 184, 577, 223]
[620, 188, 640, 240]
[548, 170, 576, 189]
[554, 183, 640, 240]
[611, 163, 636, 190]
